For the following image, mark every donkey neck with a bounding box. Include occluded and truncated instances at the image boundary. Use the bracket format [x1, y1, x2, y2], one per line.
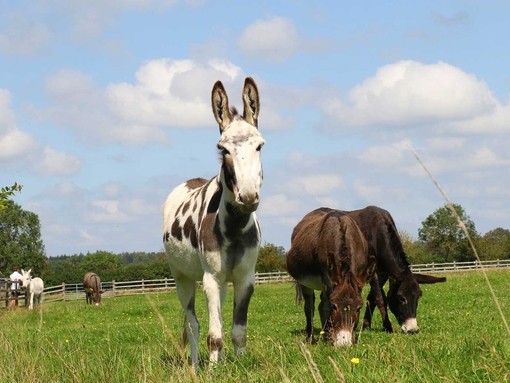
[216, 174, 258, 241]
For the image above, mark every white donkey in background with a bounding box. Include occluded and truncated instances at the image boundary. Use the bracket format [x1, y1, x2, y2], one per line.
[21, 269, 44, 309]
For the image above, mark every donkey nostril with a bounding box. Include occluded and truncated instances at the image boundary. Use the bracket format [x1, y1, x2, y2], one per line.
[238, 193, 259, 205]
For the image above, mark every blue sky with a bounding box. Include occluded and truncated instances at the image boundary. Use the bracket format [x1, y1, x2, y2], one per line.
[1, 1, 509, 257]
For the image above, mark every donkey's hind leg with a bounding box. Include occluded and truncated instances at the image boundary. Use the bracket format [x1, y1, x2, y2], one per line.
[300, 285, 316, 343]
[174, 274, 199, 371]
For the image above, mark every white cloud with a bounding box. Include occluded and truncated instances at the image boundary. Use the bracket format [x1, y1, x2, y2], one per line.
[0, 87, 81, 175]
[0, 129, 38, 160]
[0, 15, 51, 56]
[321, 60, 498, 131]
[106, 59, 213, 129]
[352, 180, 384, 203]
[87, 200, 133, 224]
[238, 17, 301, 62]
[0, 89, 16, 130]
[286, 174, 343, 196]
[444, 103, 510, 134]
[260, 194, 302, 217]
[33, 147, 83, 176]
[48, 0, 198, 42]
[358, 142, 407, 167]
[42, 59, 285, 145]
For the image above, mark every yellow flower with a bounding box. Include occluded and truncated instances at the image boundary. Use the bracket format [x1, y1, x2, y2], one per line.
[319, 330, 325, 335]
[351, 357, 360, 365]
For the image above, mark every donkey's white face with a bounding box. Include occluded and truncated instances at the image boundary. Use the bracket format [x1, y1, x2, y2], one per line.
[212, 78, 264, 214]
[21, 268, 31, 287]
[218, 122, 264, 213]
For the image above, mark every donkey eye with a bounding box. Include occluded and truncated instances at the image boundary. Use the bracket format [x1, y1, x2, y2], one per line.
[217, 145, 230, 156]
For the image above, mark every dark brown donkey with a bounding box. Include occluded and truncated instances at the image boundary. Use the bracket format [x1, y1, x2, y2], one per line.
[287, 209, 376, 346]
[326, 206, 446, 333]
[83, 272, 103, 306]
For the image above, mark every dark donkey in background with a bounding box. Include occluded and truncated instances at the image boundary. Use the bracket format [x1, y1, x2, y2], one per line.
[329, 206, 446, 333]
[83, 272, 104, 306]
[287, 209, 376, 346]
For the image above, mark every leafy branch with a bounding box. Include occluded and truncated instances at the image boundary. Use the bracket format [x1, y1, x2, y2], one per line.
[0, 182, 23, 208]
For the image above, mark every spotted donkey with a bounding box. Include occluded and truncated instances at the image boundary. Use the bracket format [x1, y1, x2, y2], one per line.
[163, 77, 264, 371]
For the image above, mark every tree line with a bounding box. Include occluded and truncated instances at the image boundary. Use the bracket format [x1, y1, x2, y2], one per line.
[1, 186, 509, 286]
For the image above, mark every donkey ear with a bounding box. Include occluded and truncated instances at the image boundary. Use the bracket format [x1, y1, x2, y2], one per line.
[242, 77, 260, 127]
[365, 255, 377, 281]
[211, 80, 232, 133]
[414, 273, 447, 284]
[355, 255, 377, 290]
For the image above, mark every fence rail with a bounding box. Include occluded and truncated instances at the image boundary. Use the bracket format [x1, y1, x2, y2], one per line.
[32, 272, 294, 304]
[409, 259, 510, 273]
[1, 259, 509, 307]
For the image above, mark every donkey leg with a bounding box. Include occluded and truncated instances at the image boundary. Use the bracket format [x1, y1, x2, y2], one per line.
[362, 280, 377, 330]
[174, 275, 199, 370]
[232, 273, 255, 357]
[203, 272, 225, 365]
[318, 290, 331, 332]
[378, 288, 393, 333]
[300, 285, 315, 342]
[29, 291, 34, 310]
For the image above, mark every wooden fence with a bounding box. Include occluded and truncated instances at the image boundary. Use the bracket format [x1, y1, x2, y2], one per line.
[39, 271, 294, 303]
[1, 259, 509, 307]
[0, 279, 26, 308]
[410, 258, 510, 273]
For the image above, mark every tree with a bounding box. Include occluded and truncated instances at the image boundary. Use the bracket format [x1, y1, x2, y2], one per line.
[478, 228, 510, 260]
[256, 243, 286, 272]
[399, 230, 439, 264]
[45, 254, 86, 285]
[0, 200, 47, 276]
[418, 203, 479, 262]
[0, 183, 22, 209]
[81, 251, 123, 281]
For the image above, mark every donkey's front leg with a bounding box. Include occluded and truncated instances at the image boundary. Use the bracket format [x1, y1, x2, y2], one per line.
[232, 273, 255, 356]
[203, 272, 225, 365]
[29, 292, 34, 310]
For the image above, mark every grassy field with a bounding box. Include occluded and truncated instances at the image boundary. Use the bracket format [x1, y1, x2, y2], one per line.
[1, 270, 509, 383]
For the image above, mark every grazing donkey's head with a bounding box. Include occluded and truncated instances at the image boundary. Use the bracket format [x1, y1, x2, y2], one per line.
[211, 77, 265, 214]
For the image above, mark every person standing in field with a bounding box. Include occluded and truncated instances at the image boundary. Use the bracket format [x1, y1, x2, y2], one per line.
[9, 266, 22, 309]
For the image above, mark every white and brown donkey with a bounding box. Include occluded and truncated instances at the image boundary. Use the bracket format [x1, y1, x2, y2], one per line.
[163, 77, 264, 371]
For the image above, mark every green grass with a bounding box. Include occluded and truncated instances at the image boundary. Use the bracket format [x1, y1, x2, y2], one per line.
[1, 270, 509, 382]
